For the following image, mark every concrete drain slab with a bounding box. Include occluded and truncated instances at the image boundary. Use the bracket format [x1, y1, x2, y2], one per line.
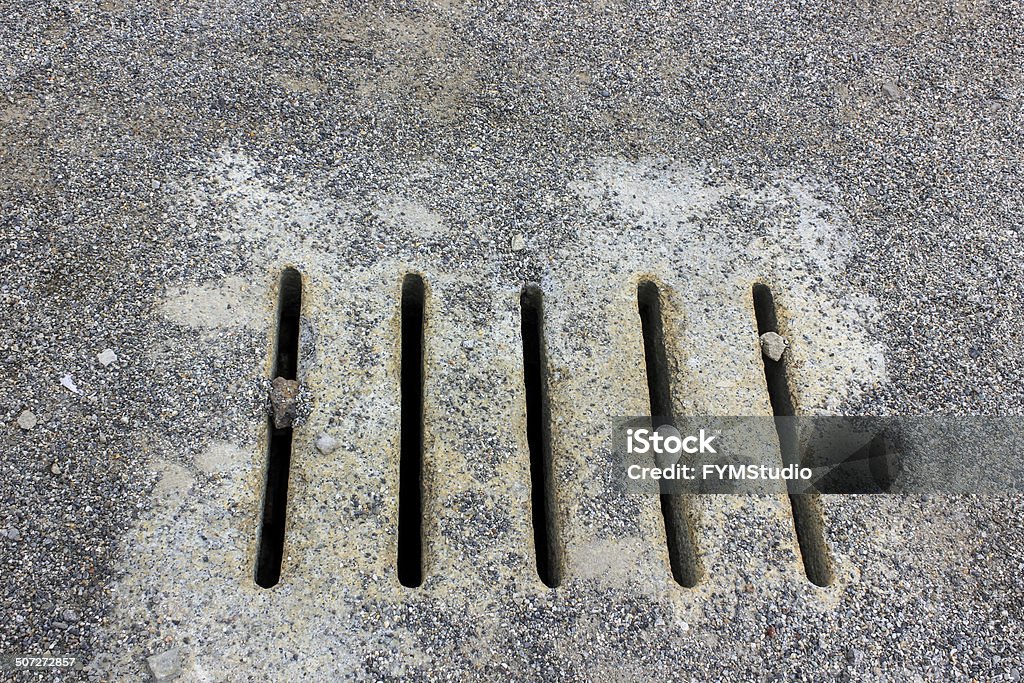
[88, 156, 910, 681]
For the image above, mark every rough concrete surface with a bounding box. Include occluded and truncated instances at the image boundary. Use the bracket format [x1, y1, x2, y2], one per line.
[1, 1, 1023, 681]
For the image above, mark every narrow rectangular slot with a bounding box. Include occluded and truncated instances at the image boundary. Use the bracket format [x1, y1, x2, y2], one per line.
[255, 425, 293, 588]
[255, 267, 303, 589]
[520, 285, 562, 588]
[752, 283, 834, 587]
[274, 269, 302, 380]
[398, 274, 425, 588]
[637, 280, 702, 588]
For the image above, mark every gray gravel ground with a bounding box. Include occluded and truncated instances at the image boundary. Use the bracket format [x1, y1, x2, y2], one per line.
[2, 0, 1023, 681]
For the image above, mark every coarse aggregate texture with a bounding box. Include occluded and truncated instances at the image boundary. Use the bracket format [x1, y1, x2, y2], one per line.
[1, 1, 1023, 681]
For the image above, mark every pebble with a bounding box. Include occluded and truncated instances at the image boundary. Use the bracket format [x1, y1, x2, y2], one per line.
[5, 527, 20, 541]
[97, 348, 118, 366]
[315, 433, 339, 454]
[882, 81, 902, 99]
[759, 332, 788, 361]
[60, 374, 81, 394]
[146, 647, 183, 682]
[50, 461, 62, 475]
[461, 340, 475, 350]
[269, 377, 300, 429]
[17, 410, 37, 430]
[511, 233, 525, 251]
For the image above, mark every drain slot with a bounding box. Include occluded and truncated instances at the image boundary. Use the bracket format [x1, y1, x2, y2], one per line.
[637, 281, 702, 588]
[752, 284, 834, 587]
[520, 286, 562, 588]
[255, 268, 303, 589]
[398, 274, 425, 588]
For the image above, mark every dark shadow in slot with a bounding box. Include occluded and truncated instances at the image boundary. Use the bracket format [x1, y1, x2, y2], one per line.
[521, 285, 562, 588]
[255, 268, 303, 589]
[638, 280, 702, 588]
[398, 274, 425, 588]
[753, 283, 833, 587]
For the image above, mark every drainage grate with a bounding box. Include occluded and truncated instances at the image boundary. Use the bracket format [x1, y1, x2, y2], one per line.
[255, 267, 303, 589]
[752, 283, 834, 587]
[253, 273, 840, 590]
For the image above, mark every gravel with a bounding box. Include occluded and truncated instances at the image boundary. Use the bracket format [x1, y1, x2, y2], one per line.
[0, 0, 1022, 681]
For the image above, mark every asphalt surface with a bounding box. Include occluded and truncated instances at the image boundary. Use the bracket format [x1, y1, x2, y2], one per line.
[1, 1, 1023, 681]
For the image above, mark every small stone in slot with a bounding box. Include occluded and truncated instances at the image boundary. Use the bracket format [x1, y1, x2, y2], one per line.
[269, 377, 300, 429]
[759, 332, 788, 362]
